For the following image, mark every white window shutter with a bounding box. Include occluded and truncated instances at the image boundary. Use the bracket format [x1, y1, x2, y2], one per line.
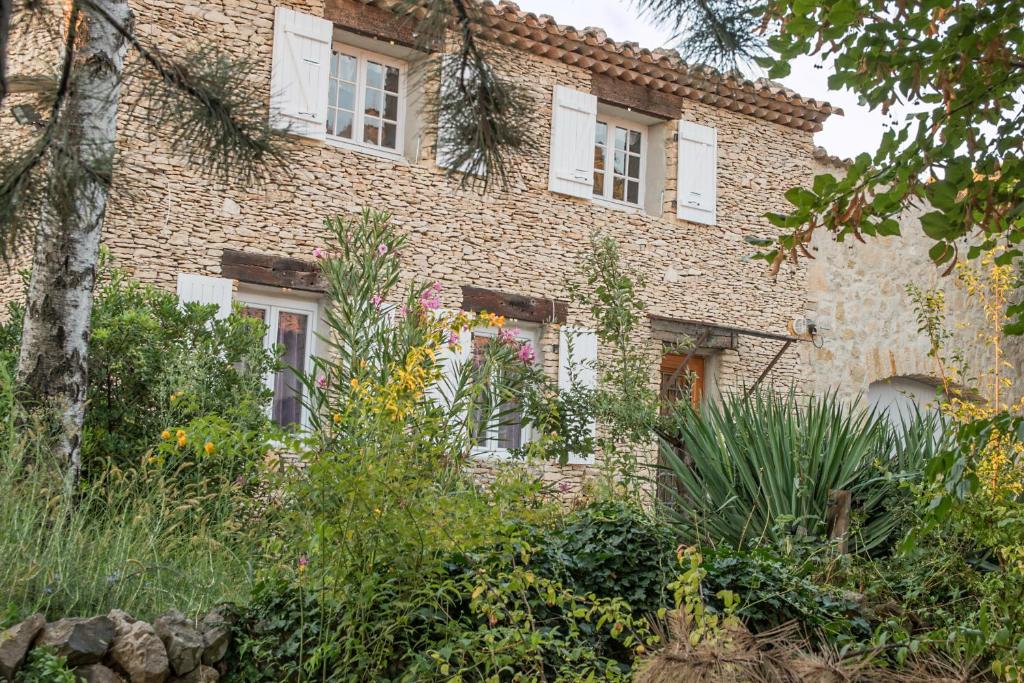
[176, 274, 233, 319]
[558, 326, 598, 464]
[427, 311, 473, 408]
[548, 85, 597, 198]
[676, 121, 717, 225]
[269, 7, 332, 141]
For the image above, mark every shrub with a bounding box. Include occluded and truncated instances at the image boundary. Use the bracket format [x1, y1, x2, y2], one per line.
[0, 251, 276, 482]
[659, 389, 946, 553]
[14, 647, 76, 683]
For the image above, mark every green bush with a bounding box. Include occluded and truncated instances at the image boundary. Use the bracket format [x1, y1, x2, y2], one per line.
[0, 253, 277, 482]
[14, 647, 76, 683]
[659, 389, 947, 553]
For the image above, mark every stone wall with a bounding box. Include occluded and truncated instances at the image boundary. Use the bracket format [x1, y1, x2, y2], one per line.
[2, 0, 820, 488]
[801, 158, 1024, 406]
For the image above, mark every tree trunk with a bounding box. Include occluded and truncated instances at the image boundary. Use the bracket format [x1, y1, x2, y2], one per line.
[16, 0, 132, 488]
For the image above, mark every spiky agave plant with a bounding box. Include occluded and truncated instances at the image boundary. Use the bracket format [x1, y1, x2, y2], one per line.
[657, 389, 946, 554]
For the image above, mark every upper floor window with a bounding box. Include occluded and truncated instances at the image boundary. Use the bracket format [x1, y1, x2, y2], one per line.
[593, 117, 645, 207]
[327, 46, 404, 154]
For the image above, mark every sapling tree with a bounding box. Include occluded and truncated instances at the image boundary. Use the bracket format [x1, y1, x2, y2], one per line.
[0, 0, 285, 486]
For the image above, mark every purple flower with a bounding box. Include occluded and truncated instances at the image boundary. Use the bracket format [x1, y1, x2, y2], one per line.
[316, 375, 328, 389]
[298, 554, 309, 574]
[448, 330, 459, 347]
[312, 247, 324, 260]
[517, 342, 536, 365]
[431, 281, 443, 292]
[377, 244, 389, 256]
[557, 481, 571, 493]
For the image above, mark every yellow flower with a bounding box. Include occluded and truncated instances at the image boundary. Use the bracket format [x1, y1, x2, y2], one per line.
[177, 435, 188, 448]
[161, 430, 171, 440]
[373, 508, 382, 515]
[146, 456, 158, 464]
[176, 430, 186, 439]
[332, 413, 342, 424]
[204, 442, 215, 455]
[350, 378, 360, 389]
[170, 393, 177, 402]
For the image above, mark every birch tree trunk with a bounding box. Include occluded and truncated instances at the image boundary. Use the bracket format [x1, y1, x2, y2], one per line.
[16, 0, 133, 487]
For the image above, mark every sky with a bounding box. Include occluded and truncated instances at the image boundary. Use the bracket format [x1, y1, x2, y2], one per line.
[512, 0, 890, 161]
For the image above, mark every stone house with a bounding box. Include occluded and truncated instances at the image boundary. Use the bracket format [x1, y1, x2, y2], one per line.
[7, 0, 1009, 488]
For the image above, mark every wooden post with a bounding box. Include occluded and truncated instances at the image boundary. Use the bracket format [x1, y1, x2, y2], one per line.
[826, 490, 852, 554]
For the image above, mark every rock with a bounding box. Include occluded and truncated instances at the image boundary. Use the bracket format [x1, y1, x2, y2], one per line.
[107, 610, 169, 683]
[153, 612, 202, 676]
[76, 663, 125, 683]
[199, 610, 231, 666]
[0, 613, 45, 681]
[36, 617, 115, 667]
[169, 665, 218, 683]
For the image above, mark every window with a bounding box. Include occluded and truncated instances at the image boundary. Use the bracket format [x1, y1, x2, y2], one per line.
[327, 45, 404, 154]
[238, 292, 319, 430]
[593, 116, 645, 207]
[470, 325, 539, 457]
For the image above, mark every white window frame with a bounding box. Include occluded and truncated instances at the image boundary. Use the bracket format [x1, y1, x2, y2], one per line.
[325, 43, 407, 160]
[236, 290, 320, 431]
[470, 323, 540, 461]
[592, 113, 647, 210]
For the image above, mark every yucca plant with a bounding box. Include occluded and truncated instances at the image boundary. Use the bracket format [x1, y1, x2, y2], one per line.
[657, 390, 946, 554]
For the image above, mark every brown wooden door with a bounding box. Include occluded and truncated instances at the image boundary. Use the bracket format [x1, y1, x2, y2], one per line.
[657, 353, 705, 505]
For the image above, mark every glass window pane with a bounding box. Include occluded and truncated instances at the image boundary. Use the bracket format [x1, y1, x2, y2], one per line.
[614, 151, 625, 175]
[240, 306, 266, 322]
[497, 400, 523, 449]
[612, 176, 625, 201]
[342, 54, 358, 82]
[615, 127, 627, 151]
[272, 311, 308, 428]
[338, 84, 356, 112]
[627, 180, 639, 204]
[364, 116, 380, 144]
[364, 90, 382, 118]
[384, 94, 399, 121]
[384, 65, 400, 93]
[595, 121, 608, 145]
[594, 145, 605, 171]
[328, 79, 338, 108]
[627, 154, 640, 179]
[593, 171, 604, 196]
[326, 108, 335, 135]
[366, 61, 384, 89]
[382, 122, 397, 150]
[629, 130, 642, 154]
[335, 110, 353, 139]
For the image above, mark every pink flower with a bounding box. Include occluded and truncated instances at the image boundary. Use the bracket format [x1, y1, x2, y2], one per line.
[397, 304, 407, 317]
[371, 294, 383, 308]
[517, 342, 536, 365]
[419, 289, 441, 312]
[377, 244, 389, 256]
[431, 281, 442, 292]
[557, 481, 571, 493]
[448, 330, 459, 347]
[312, 247, 324, 259]
[497, 327, 521, 344]
[316, 375, 328, 389]
[298, 554, 309, 573]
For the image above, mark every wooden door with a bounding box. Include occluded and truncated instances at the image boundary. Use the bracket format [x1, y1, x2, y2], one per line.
[657, 353, 705, 505]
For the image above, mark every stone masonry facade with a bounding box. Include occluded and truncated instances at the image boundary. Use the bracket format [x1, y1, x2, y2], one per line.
[14, 0, 989, 493]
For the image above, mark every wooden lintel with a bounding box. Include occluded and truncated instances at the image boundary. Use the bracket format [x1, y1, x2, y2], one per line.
[324, 0, 421, 49]
[591, 73, 683, 120]
[221, 249, 325, 293]
[651, 317, 738, 350]
[461, 285, 568, 324]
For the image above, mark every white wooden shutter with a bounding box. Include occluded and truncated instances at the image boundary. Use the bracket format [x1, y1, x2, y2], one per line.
[176, 274, 233, 319]
[427, 311, 473, 408]
[548, 85, 597, 198]
[269, 7, 332, 141]
[676, 121, 717, 225]
[558, 326, 598, 464]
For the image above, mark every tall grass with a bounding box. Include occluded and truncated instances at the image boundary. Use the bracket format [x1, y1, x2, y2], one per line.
[0, 367, 263, 623]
